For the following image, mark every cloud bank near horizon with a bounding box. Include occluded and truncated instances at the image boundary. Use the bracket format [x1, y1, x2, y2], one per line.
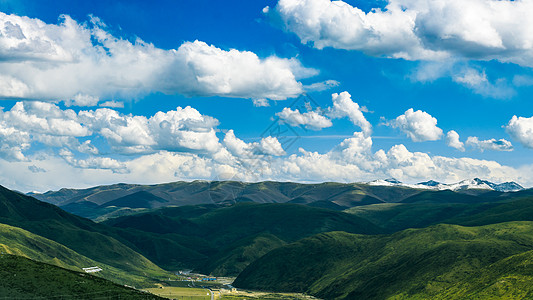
[0, 94, 532, 192]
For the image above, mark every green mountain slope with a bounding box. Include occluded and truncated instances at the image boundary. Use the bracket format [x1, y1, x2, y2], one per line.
[0, 223, 164, 286]
[448, 197, 533, 226]
[346, 195, 533, 233]
[104, 202, 382, 275]
[429, 249, 533, 299]
[0, 254, 162, 299]
[399, 190, 485, 203]
[345, 202, 497, 232]
[234, 222, 533, 300]
[0, 185, 171, 285]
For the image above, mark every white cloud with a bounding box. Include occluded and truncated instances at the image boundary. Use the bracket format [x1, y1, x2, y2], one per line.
[99, 101, 124, 108]
[1, 129, 532, 192]
[506, 115, 533, 148]
[0, 101, 226, 165]
[0, 120, 29, 161]
[3, 102, 90, 137]
[0, 12, 318, 102]
[80, 106, 222, 155]
[274, 0, 533, 66]
[59, 148, 127, 173]
[452, 68, 515, 99]
[265, 136, 529, 186]
[276, 107, 332, 130]
[304, 79, 340, 92]
[223, 130, 286, 158]
[388, 108, 443, 142]
[64, 94, 100, 107]
[328, 91, 372, 135]
[275, 91, 370, 133]
[466, 136, 513, 152]
[260, 137, 286, 156]
[77, 140, 99, 155]
[446, 130, 465, 151]
[0, 99, 531, 192]
[252, 98, 270, 107]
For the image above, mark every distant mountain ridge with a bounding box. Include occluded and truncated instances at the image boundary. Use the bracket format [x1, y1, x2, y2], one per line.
[367, 177, 523, 192]
[29, 179, 527, 220]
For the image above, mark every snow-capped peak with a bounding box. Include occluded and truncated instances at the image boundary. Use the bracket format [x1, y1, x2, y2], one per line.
[365, 178, 523, 192]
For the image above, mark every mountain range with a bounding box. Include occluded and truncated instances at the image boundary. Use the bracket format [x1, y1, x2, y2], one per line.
[2, 179, 533, 299]
[29, 178, 526, 221]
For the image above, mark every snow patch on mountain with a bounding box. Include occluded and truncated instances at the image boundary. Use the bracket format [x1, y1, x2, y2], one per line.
[366, 178, 523, 192]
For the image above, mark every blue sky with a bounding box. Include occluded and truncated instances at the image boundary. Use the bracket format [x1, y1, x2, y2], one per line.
[1, 0, 533, 192]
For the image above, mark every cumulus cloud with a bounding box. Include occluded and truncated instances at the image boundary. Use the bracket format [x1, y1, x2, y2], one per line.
[466, 136, 513, 152]
[275, 91, 370, 133]
[328, 92, 372, 135]
[0, 12, 317, 102]
[252, 99, 270, 107]
[79, 106, 222, 155]
[446, 130, 465, 151]
[1, 127, 532, 192]
[268, 136, 528, 186]
[0, 100, 531, 192]
[59, 148, 128, 173]
[276, 107, 332, 130]
[223, 130, 286, 158]
[506, 115, 533, 148]
[273, 0, 533, 66]
[388, 108, 443, 142]
[0, 101, 227, 168]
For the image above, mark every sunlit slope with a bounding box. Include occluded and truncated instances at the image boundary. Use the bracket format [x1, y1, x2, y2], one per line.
[0, 185, 170, 282]
[0, 223, 164, 286]
[0, 254, 163, 299]
[234, 222, 533, 300]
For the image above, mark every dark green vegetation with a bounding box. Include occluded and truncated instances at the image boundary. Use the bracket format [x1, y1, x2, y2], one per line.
[234, 222, 533, 299]
[0, 185, 174, 286]
[346, 194, 533, 233]
[103, 202, 381, 276]
[0, 254, 162, 299]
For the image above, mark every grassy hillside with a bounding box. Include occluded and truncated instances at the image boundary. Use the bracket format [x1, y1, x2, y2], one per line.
[0, 185, 173, 285]
[234, 222, 533, 300]
[346, 195, 533, 233]
[345, 202, 497, 232]
[0, 223, 167, 286]
[429, 249, 533, 299]
[0, 254, 162, 299]
[104, 202, 382, 275]
[448, 197, 533, 226]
